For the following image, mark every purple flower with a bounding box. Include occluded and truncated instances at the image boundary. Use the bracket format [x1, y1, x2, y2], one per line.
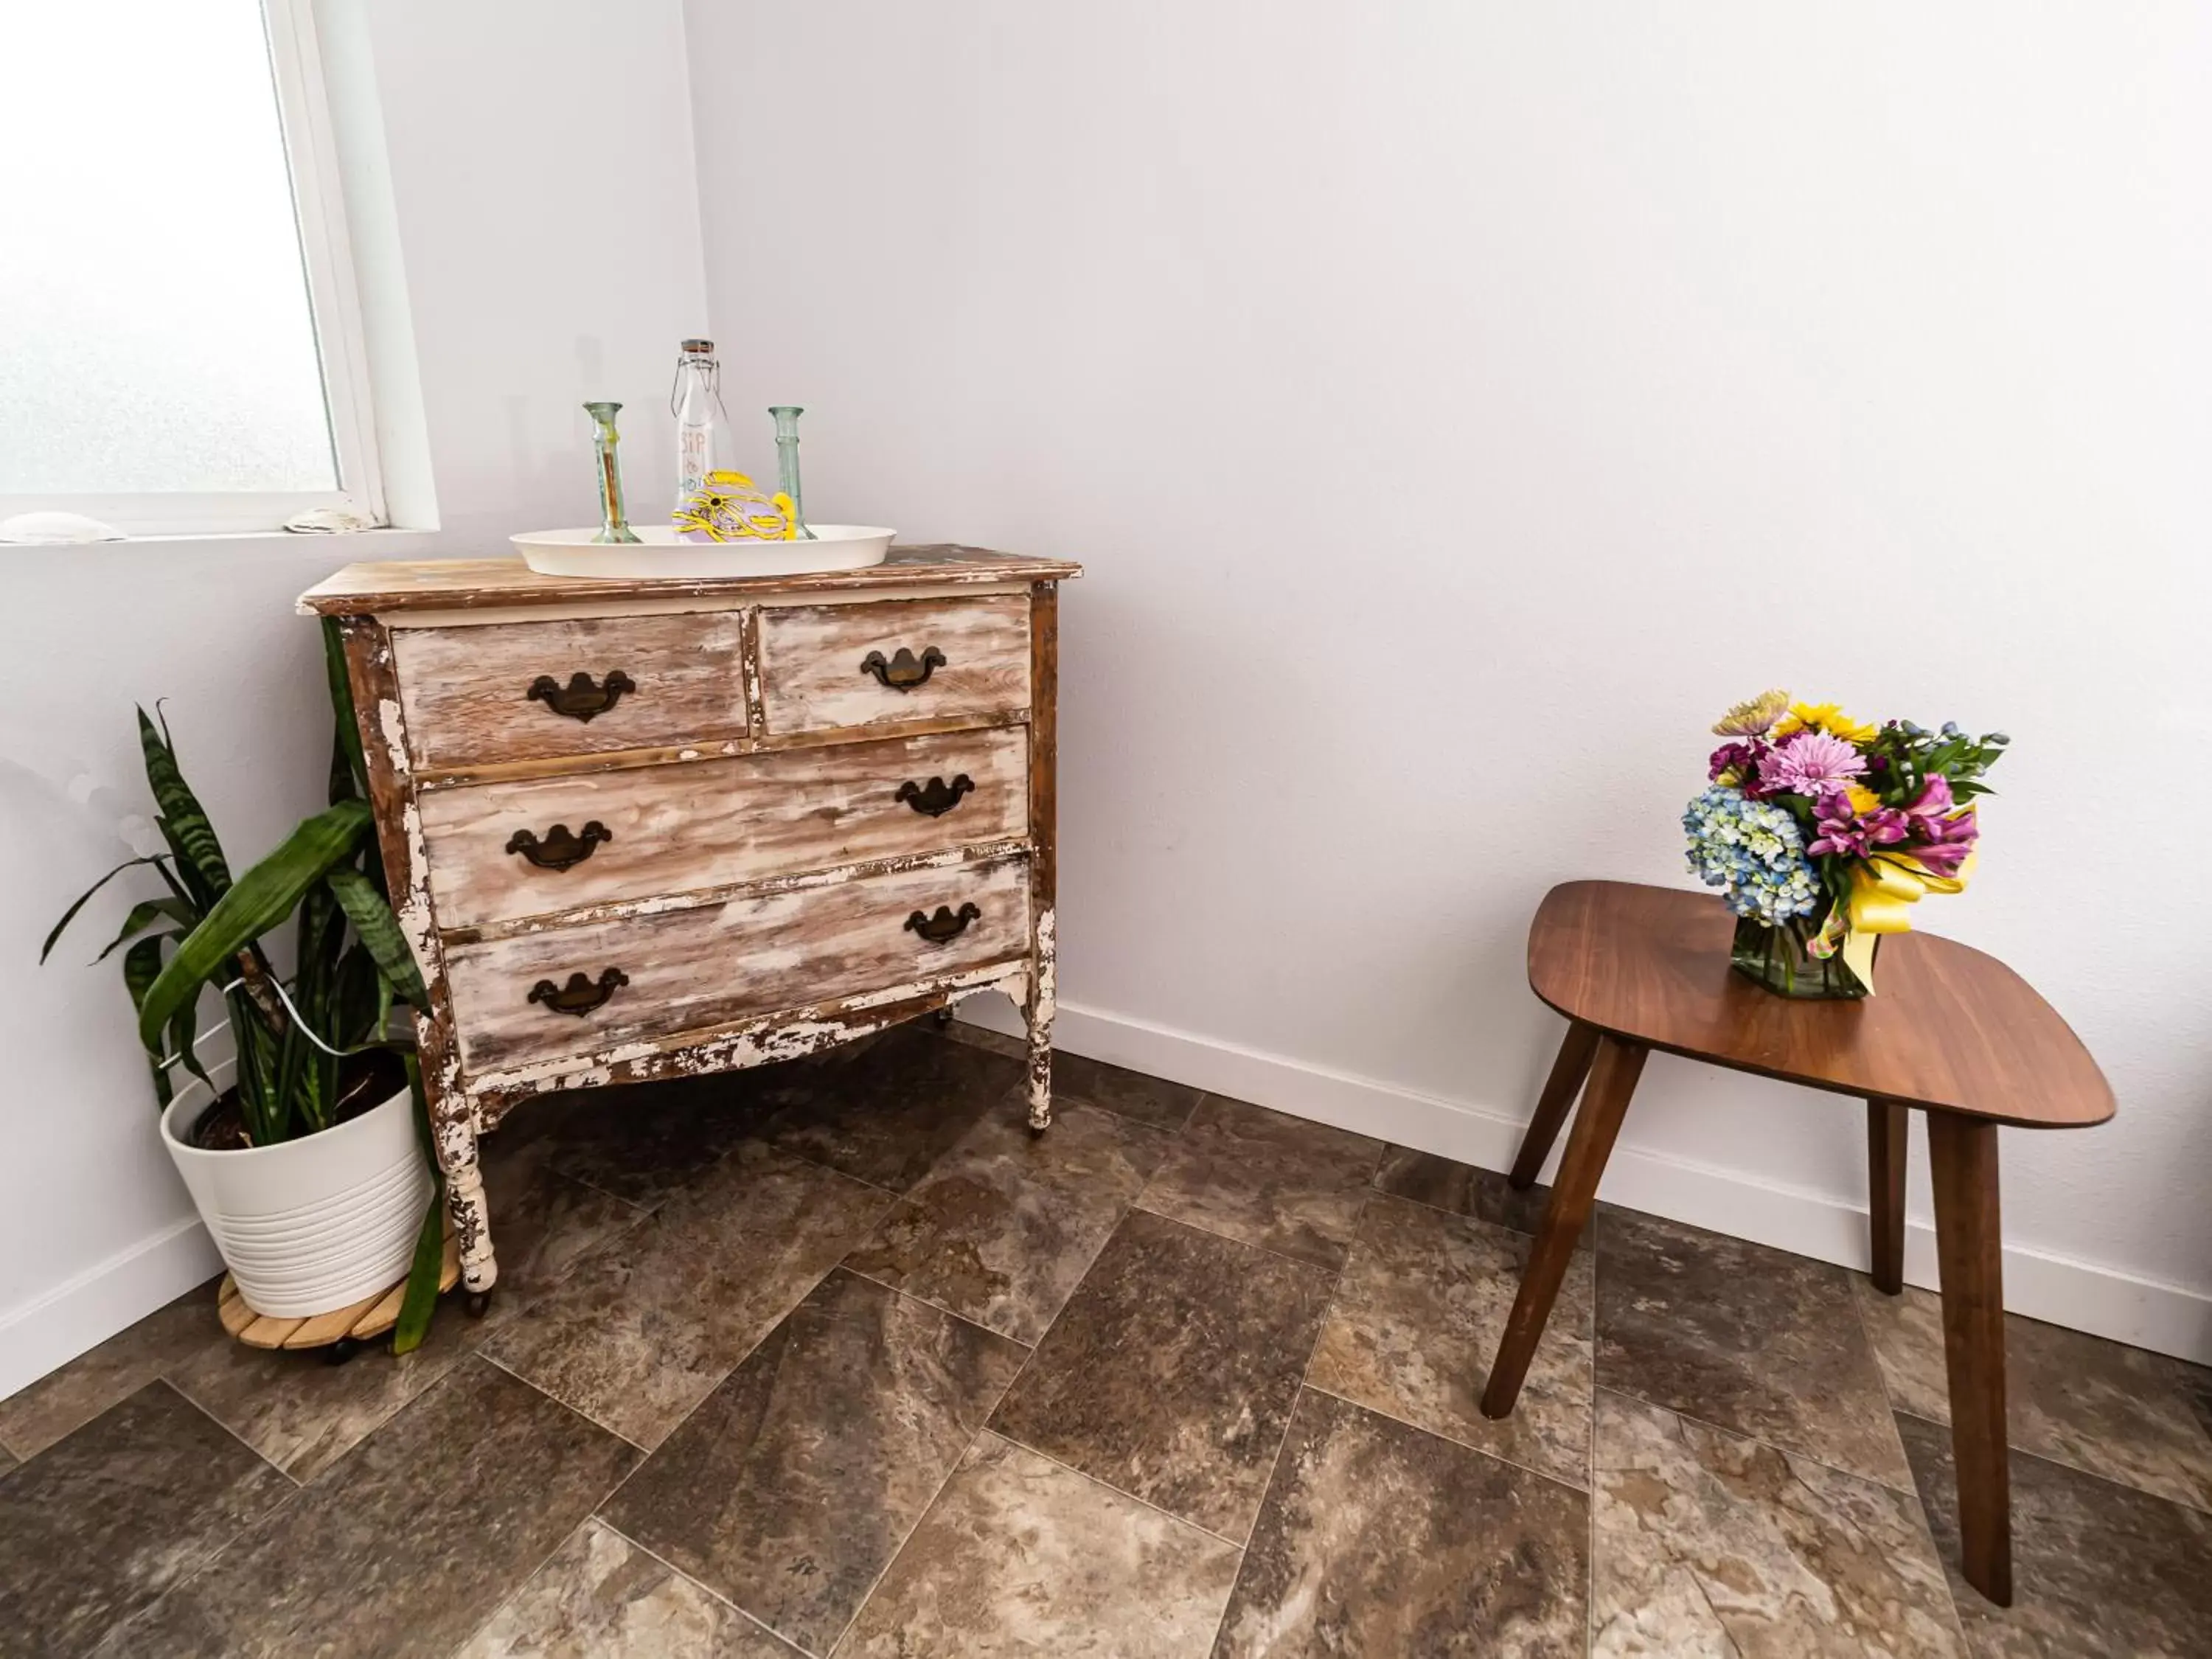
[1759, 731, 1868, 799]
[1807, 790, 1910, 859]
[1902, 776, 1978, 875]
[1708, 740, 1761, 785]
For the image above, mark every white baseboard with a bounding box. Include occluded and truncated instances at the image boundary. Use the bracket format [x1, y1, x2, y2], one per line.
[964, 997, 2212, 1365]
[0, 1214, 222, 1404]
[0, 1040, 233, 1404]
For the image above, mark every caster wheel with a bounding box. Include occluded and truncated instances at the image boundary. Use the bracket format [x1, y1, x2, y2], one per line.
[465, 1290, 494, 1319]
[323, 1338, 361, 1366]
[932, 1006, 956, 1030]
[1029, 1123, 1049, 1138]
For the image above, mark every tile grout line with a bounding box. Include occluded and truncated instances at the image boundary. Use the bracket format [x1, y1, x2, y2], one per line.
[1586, 1203, 1600, 1658]
[1839, 1256, 1976, 1655]
[1590, 1382, 1921, 1501]
[992, 1427, 1252, 1553]
[838, 1259, 1040, 1352]
[1851, 1279, 2212, 1523]
[1890, 1404, 2212, 1520]
[474, 1346, 654, 1457]
[1201, 1187, 1369, 1654]
[816, 1395, 1032, 1656]
[591, 1516, 813, 1657]
[1301, 1377, 1596, 1500]
[72, 1377, 321, 1657]
[438, 1393, 673, 1659]
[157, 1373, 305, 1488]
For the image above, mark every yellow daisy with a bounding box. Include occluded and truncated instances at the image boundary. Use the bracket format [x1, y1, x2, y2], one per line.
[1773, 701, 1880, 745]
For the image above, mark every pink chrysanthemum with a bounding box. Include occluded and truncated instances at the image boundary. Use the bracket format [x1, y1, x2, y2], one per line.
[1758, 731, 1867, 798]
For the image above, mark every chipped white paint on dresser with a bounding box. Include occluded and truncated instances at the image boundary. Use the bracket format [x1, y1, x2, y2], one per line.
[302, 546, 1079, 1302]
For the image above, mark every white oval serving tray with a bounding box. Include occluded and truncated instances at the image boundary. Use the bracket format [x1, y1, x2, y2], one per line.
[512, 524, 896, 580]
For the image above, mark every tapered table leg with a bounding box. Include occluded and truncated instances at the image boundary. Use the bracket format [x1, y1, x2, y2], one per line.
[1483, 1034, 1646, 1419]
[1929, 1113, 2011, 1606]
[1868, 1098, 1909, 1295]
[1509, 1019, 1601, 1189]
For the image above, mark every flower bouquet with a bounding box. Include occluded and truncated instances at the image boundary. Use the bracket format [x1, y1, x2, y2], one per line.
[1683, 692, 2008, 998]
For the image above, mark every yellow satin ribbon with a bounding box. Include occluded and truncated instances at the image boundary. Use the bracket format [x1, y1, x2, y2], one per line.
[1810, 846, 1976, 992]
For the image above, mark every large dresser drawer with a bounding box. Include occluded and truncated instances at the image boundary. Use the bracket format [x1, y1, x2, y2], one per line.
[758, 595, 1029, 735]
[443, 854, 1032, 1075]
[391, 611, 751, 771]
[419, 727, 1029, 931]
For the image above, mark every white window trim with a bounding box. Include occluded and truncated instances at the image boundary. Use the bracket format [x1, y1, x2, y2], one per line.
[2, 0, 386, 538]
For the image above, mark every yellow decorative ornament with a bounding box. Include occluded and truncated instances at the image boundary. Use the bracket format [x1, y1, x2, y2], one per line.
[672, 470, 796, 543]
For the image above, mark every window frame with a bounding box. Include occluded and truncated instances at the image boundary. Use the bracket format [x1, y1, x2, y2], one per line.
[1, 0, 387, 538]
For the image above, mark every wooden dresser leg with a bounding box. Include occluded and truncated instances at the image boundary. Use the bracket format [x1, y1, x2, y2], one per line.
[432, 1110, 498, 1303]
[1509, 1020, 1601, 1189]
[1928, 1113, 2011, 1607]
[1868, 1098, 1909, 1295]
[1484, 1036, 1646, 1419]
[1024, 931, 1056, 1135]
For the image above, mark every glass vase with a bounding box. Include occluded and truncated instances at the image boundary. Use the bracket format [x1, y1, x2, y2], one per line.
[1729, 914, 1874, 1000]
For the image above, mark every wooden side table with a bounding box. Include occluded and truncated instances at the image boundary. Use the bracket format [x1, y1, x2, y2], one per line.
[1481, 880, 2114, 1607]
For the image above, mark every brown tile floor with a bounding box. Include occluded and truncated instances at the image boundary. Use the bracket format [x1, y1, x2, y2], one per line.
[3, 1020, 2208, 1658]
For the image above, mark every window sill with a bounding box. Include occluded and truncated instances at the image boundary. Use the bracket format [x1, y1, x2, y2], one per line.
[0, 525, 438, 554]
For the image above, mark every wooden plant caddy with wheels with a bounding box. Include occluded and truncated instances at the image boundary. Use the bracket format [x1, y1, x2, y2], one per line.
[217, 1231, 461, 1364]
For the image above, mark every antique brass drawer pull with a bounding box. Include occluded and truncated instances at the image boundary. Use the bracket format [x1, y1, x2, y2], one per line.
[894, 774, 975, 818]
[860, 646, 945, 691]
[526, 967, 629, 1015]
[526, 669, 637, 721]
[504, 821, 612, 872]
[905, 902, 981, 944]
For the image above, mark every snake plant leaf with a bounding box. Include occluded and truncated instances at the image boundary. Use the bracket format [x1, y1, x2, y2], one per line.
[324, 866, 427, 1006]
[391, 1051, 445, 1355]
[41, 855, 175, 963]
[322, 619, 370, 802]
[135, 799, 374, 1055]
[122, 935, 174, 1107]
[136, 708, 232, 905]
[91, 898, 194, 963]
[168, 992, 210, 1099]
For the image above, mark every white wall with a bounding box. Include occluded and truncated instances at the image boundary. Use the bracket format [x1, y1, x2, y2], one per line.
[0, 0, 707, 1397]
[687, 2, 2211, 1356]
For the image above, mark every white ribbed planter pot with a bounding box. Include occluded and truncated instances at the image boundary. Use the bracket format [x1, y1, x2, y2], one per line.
[161, 1082, 433, 1318]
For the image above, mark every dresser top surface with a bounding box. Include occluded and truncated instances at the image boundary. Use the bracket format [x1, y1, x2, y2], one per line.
[297, 543, 1082, 617]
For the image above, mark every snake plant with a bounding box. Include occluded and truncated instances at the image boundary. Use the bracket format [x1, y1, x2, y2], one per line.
[42, 622, 445, 1351]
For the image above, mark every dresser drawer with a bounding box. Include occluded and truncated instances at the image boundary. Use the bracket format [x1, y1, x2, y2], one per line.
[391, 611, 751, 771]
[443, 855, 1031, 1075]
[419, 727, 1029, 931]
[758, 595, 1029, 735]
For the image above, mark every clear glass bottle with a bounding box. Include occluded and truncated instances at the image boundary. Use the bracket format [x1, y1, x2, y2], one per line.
[670, 339, 728, 514]
[769, 406, 815, 539]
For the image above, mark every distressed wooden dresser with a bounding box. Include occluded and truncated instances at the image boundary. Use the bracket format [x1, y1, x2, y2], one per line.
[300, 545, 1079, 1312]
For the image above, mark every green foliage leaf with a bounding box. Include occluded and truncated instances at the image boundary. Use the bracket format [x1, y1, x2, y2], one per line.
[41, 855, 175, 964]
[122, 936, 173, 1108]
[322, 619, 370, 801]
[324, 866, 426, 1005]
[92, 897, 193, 963]
[391, 1052, 445, 1356]
[136, 799, 374, 1054]
[136, 708, 232, 905]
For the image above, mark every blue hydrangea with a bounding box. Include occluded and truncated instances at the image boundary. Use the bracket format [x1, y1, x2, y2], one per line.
[1683, 785, 1820, 925]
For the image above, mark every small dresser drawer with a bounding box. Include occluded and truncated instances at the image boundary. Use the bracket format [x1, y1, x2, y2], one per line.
[391, 611, 751, 771]
[758, 595, 1029, 735]
[443, 854, 1032, 1075]
[419, 727, 1029, 931]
